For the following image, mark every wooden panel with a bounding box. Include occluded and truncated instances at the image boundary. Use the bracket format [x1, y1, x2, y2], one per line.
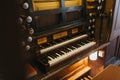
[63, 57, 90, 80]
[32, 0, 60, 11]
[53, 31, 68, 40]
[66, 66, 91, 80]
[88, 54, 105, 76]
[66, 11, 82, 21]
[87, 6, 95, 9]
[47, 57, 89, 80]
[32, 0, 83, 11]
[105, 0, 115, 13]
[34, 14, 60, 28]
[100, 14, 110, 44]
[37, 37, 47, 45]
[72, 28, 79, 34]
[65, 0, 82, 7]
[87, 0, 96, 2]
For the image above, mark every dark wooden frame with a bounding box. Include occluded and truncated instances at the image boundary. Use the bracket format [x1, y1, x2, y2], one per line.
[25, 0, 87, 34]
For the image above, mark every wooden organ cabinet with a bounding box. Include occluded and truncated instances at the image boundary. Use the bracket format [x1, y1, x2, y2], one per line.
[16, 0, 119, 80]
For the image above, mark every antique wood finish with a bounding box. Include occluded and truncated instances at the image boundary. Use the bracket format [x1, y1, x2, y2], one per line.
[16, 0, 120, 80]
[25, 0, 85, 34]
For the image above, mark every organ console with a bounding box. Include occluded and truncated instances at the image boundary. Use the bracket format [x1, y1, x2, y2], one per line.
[16, 0, 117, 80]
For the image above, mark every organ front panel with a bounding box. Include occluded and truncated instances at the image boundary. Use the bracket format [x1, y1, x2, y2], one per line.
[17, 0, 115, 80]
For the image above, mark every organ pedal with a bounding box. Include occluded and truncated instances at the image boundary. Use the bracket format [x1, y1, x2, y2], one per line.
[84, 77, 90, 80]
[80, 75, 92, 80]
[88, 75, 93, 79]
[64, 66, 91, 80]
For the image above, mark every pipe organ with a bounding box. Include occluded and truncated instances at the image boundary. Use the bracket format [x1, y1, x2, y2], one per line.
[17, 0, 116, 80]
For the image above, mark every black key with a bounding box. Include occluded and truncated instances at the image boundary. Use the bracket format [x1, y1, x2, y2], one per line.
[70, 46, 76, 50]
[39, 45, 44, 49]
[66, 45, 75, 50]
[55, 39, 62, 43]
[76, 43, 82, 47]
[42, 43, 50, 48]
[49, 55, 54, 59]
[59, 50, 65, 55]
[81, 41, 86, 45]
[71, 45, 77, 49]
[47, 57, 51, 61]
[72, 44, 79, 48]
[87, 39, 92, 42]
[52, 41, 57, 44]
[57, 52, 64, 55]
[55, 53, 60, 57]
[64, 45, 73, 51]
[61, 37, 67, 40]
[61, 47, 69, 53]
[60, 51, 66, 54]
[50, 52, 58, 58]
[50, 42, 56, 45]
[86, 39, 91, 42]
[49, 53, 56, 59]
[66, 48, 73, 52]
[79, 42, 85, 45]
[54, 50, 64, 55]
[84, 40, 89, 43]
[53, 53, 59, 58]
[47, 56, 53, 61]
[47, 43, 52, 46]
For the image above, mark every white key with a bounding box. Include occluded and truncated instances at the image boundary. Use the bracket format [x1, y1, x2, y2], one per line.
[84, 77, 89, 80]
[88, 75, 92, 79]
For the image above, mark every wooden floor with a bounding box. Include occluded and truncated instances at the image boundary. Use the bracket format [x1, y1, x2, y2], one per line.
[92, 64, 120, 80]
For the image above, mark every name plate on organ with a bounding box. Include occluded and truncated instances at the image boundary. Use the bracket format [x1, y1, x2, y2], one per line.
[53, 31, 68, 40]
[87, 0, 96, 2]
[37, 37, 47, 45]
[72, 28, 78, 34]
[65, 0, 82, 7]
[87, 6, 95, 9]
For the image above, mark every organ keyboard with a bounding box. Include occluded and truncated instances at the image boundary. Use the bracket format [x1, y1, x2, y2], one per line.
[48, 40, 96, 67]
[40, 34, 88, 54]
[34, 34, 97, 72]
[17, 0, 106, 79]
